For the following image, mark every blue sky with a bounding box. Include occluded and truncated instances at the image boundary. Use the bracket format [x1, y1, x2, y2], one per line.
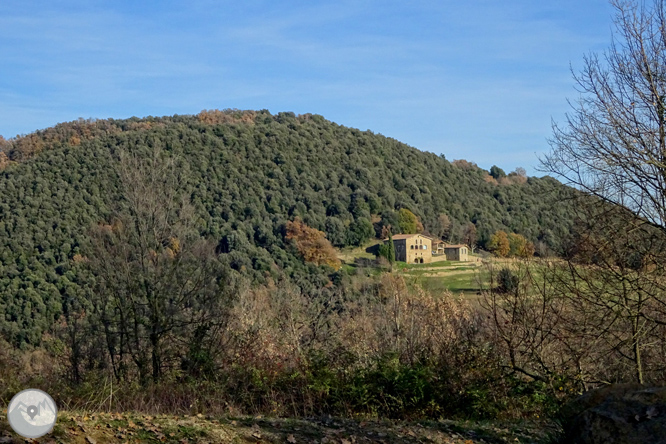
[0, 0, 614, 174]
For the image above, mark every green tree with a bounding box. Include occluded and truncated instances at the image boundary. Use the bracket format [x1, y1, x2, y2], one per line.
[0, 109, 577, 348]
[398, 208, 418, 234]
[325, 217, 347, 247]
[347, 217, 375, 246]
[377, 243, 390, 262]
[387, 231, 396, 264]
[489, 165, 506, 179]
[496, 267, 519, 294]
[508, 233, 534, 257]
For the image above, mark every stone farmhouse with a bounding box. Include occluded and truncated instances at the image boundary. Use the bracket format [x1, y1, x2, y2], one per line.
[386, 235, 471, 263]
[387, 234, 433, 263]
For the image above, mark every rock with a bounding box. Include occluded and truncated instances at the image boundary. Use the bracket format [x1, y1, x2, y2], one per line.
[560, 384, 666, 443]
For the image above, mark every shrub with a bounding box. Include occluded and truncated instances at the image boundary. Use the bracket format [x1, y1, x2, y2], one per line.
[497, 267, 519, 293]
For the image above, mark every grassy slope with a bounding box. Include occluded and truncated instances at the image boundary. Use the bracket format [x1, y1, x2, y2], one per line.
[338, 242, 492, 299]
[396, 255, 489, 298]
[0, 411, 558, 443]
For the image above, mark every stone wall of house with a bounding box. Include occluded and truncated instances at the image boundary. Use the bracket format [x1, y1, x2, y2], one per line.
[444, 246, 469, 261]
[388, 235, 433, 263]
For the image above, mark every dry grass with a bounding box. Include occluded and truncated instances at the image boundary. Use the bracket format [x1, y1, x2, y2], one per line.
[0, 411, 557, 443]
[337, 240, 381, 263]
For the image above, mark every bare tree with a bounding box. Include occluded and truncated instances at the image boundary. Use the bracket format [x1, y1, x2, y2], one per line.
[485, 224, 666, 391]
[543, 0, 666, 232]
[461, 222, 477, 251]
[87, 148, 234, 384]
[525, 0, 666, 386]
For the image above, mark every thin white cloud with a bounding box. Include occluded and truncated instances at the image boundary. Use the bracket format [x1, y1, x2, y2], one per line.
[0, 0, 616, 175]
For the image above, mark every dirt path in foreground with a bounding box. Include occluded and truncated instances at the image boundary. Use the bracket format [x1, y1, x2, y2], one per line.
[0, 411, 557, 444]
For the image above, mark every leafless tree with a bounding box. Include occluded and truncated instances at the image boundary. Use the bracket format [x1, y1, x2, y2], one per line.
[484, 229, 666, 391]
[520, 1, 666, 387]
[543, 0, 666, 232]
[87, 147, 235, 384]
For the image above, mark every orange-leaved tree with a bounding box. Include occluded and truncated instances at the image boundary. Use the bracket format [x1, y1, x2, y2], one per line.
[286, 218, 341, 270]
[488, 230, 510, 257]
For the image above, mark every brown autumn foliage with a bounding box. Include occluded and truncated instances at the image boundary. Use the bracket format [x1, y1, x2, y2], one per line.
[508, 232, 535, 258]
[286, 217, 341, 270]
[461, 222, 477, 249]
[485, 172, 528, 186]
[484, 174, 498, 185]
[508, 173, 528, 184]
[451, 159, 479, 169]
[5, 118, 124, 162]
[197, 109, 257, 125]
[71, 253, 88, 264]
[126, 120, 166, 131]
[488, 230, 510, 257]
[218, 274, 486, 416]
[69, 134, 81, 146]
[0, 151, 10, 170]
[32, 272, 514, 419]
[485, 255, 666, 391]
[341, 274, 477, 367]
[11, 133, 46, 159]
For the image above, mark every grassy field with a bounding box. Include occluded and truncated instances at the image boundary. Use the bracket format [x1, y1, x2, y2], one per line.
[396, 260, 457, 270]
[415, 271, 490, 296]
[396, 256, 489, 299]
[337, 240, 381, 263]
[338, 244, 491, 299]
[0, 411, 558, 443]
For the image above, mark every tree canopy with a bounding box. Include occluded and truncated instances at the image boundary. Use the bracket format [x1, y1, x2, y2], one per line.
[0, 109, 576, 347]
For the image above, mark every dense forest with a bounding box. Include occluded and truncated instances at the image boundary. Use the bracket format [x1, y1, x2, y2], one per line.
[0, 109, 575, 347]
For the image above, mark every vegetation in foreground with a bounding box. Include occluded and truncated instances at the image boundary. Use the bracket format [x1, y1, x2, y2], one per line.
[0, 270, 565, 421]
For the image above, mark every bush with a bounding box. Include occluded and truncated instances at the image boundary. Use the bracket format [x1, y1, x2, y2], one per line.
[497, 267, 519, 293]
[5, 273, 567, 421]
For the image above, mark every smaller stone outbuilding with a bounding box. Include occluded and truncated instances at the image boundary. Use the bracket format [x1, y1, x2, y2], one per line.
[444, 244, 469, 262]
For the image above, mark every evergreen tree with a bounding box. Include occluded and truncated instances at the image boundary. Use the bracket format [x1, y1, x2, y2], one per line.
[398, 208, 419, 234]
[387, 231, 396, 265]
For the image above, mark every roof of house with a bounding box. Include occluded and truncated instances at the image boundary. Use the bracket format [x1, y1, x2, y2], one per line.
[385, 234, 433, 241]
[445, 244, 468, 249]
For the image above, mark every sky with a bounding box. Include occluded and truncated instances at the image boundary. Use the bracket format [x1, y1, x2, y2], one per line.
[0, 0, 615, 174]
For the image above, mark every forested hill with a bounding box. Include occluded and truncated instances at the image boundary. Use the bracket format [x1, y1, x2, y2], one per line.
[0, 109, 574, 345]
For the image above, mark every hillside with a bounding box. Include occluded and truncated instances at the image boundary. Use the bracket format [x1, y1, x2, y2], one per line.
[0, 109, 575, 346]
